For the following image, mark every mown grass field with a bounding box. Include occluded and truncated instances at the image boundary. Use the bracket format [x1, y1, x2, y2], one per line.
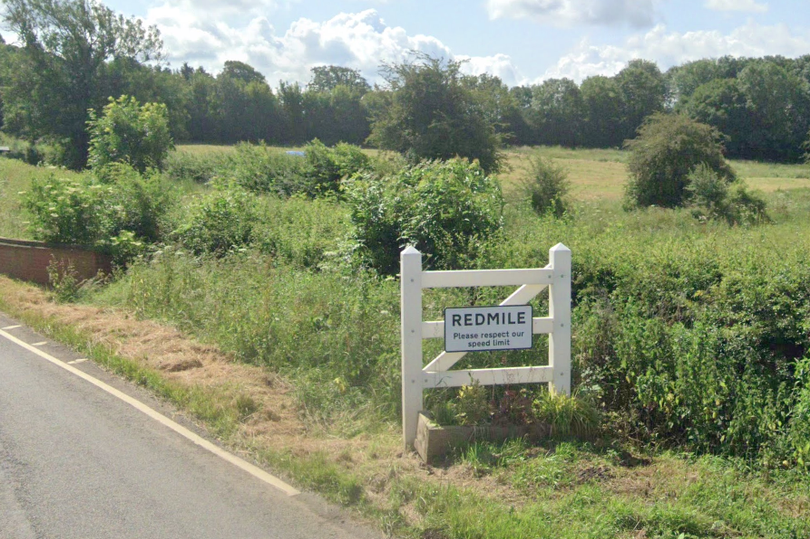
[169, 143, 810, 201]
[2, 147, 810, 538]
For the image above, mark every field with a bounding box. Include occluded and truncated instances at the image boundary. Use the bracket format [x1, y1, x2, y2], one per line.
[2, 146, 810, 539]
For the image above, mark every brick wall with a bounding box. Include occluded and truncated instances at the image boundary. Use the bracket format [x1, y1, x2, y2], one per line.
[0, 237, 113, 286]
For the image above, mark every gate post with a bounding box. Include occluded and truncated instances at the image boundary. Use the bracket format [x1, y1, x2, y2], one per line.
[401, 247, 423, 448]
[549, 243, 571, 395]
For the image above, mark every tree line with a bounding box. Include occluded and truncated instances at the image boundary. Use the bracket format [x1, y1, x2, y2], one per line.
[2, 0, 810, 170]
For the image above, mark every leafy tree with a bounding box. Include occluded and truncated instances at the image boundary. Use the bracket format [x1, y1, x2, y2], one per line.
[463, 73, 523, 143]
[2, 0, 163, 168]
[579, 75, 624, 148]
[615, 59, 667, 142]
[329, 85, 371, 144]
[506, 85, 535, 145]
[278, 81, 306, 145]
[530, 78, 583, 148]
[624, 113, 736, 208]
[179, 62, 194, 81]
[679, 78, 751, 158]
[221, 60, 266, 85]
[737, 60, 810, 161]
[367, 54, 503, 173]
[213, 69, 281, 143]
[308, 65, 370, 94]
[666, 58, 727, 103]
[87, 95, 173, 172]
[183, 67, 218, 143]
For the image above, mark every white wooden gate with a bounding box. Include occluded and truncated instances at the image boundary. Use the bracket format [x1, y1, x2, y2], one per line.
[400, 243, 571, 448]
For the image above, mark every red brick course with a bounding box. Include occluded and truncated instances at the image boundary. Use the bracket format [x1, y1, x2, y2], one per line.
[0, 237, 113, 286]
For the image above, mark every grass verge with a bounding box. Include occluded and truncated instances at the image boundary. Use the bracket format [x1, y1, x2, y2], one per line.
[1, 276, 809, 539]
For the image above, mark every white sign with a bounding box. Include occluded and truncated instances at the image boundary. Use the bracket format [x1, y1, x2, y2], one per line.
[444, 305, 533, 352]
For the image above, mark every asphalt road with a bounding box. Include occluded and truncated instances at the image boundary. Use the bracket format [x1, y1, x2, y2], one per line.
[0, 312, 381, 539]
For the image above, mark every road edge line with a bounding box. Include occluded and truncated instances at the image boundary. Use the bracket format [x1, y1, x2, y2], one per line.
[0, 327, 301, 497]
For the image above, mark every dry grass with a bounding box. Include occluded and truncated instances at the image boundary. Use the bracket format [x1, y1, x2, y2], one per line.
[0, 274, 417, 481]
[498, 146, 810, 201]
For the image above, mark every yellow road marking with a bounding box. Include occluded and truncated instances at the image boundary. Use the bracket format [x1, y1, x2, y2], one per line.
[0, 327, 300, 497]
[2, 325, 21, 330]
[68, 358, 89, 365]
[31, 341, 48, 346]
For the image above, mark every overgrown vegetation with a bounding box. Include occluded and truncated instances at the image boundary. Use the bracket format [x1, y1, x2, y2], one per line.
[624, 113, 736, 208]
[87, 95, 174, 173]
[23, 163, 174, 263]
[9, 139, 807, 471]
[686, 163, 770, 225]
[346, 158, 504, 274]
[43, 144, 795, 473]
[3, 1, 810, 534]
[520, 156, 570, 217]
[4, 141, 810, 536]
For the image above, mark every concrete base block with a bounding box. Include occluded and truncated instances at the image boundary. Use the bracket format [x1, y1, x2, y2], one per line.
[414, 413, 549, 464]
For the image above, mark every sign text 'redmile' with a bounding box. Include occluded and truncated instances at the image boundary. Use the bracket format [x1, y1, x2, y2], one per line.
[444, 305, 533, 352]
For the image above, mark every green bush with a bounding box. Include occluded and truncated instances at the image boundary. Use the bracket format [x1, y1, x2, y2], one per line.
[163, 150, 231, 184]
[171, 184, 258, 256]
[521, 156, 570, 217]
[23, 165, 172, 264]
[223, 142, 308, 196]
[687, 163, 770, 225]
[686, 163, 728, 218]
[219, 140, 369, 198]
[88, 96, 174, 173]
[88, 162, 810, 468]
[93, 163, 171, 243]
[25, 174, 111, 246]
[345, 158, 504, 274]
[624, 113, 736, 208]
[303, 139, 370, 196]
[24, 164, 174, 264]
[727, 184, 770, 225]
[569, 237, 810, 464]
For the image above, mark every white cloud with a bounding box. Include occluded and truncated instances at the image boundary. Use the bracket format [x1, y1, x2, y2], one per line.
[151, 0, 280, 20]
[486, 0, 660, 28]
[704, 0, 768, 13]
[542, 22, 810, 82]
[148, 7, 524, 87]
[458, 53, 527, 86]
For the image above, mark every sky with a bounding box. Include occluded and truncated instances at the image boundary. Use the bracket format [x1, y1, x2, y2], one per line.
[15, 0, 810, 87]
